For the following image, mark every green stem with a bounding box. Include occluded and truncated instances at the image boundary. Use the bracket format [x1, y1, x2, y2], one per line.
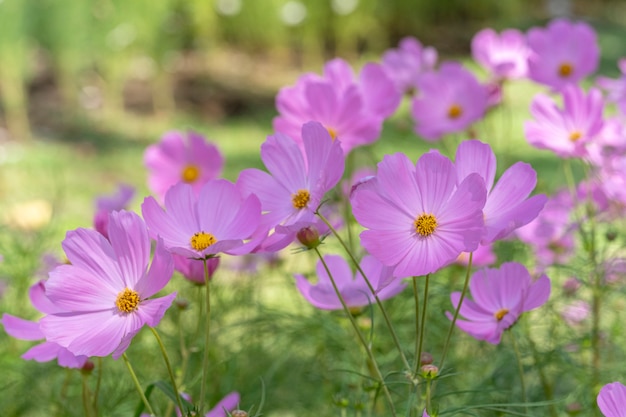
[525, 323, 556, 417]
[316, 210, 411, 373]
[412, 276, 420, 376]
[150, 327, 186, 413]
[122, 353, 155, 416]
[314, 247, 397, 417]
[82, 373, 93, 417]
[438, 252, 473, 374]
[199, 258, 212, 413]
[509, 330, 528, 415]
[414, 275, 430, 377]
[93, 357, 102, 416]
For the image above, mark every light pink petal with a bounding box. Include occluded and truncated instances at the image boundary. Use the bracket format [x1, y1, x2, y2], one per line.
[142, 195, 191, 250]
[134, 292, 177, 328]
[415, 152, 458, 214]
[206, 392, 241, 417]
[374, 153, 422, 217]
[302, 121, 345, 192]
[523, 274, 551, 312]
[261, 133, 308, 193]
[29, 280, 64, 314]
[352, 186, 415, 231]
[108, 210, 151, 288]
[1, 314, 43, 340]
[598, 382, 626, 417]
[455, 140, 497, 190]
[237, 168, 293, 222]
[360, 229, 415, 273]
[134, 238, 174, 298]
[46, 264, 117, 311]
[451, 293, 492, 321]
[163, 182, 201, 233]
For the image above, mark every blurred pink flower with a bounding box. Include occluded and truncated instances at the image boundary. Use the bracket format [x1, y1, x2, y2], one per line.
[527, 19, 599, 91]
[598, 381, 626, 417]
[40, 210, 176, 358]
[142, 179, 262, 259]
[411, 62, 489, 141]
[456, 242, 496, 268]
[471, 28, 529, 80]
[448, 262, 551, 344]
[237, 121, 344, 252]
[455, 139, 547, 244]
[381, 36, 438, 95]
[295, 254, 406, 310]
[351, 151, 486, 278]
[274, 58, 399, 154]
[597, 59, 626, 116]
[144, 131, 224, 203]
[525, 85, 604, 158]
[562, 277, 581, 296]
[174, 255, 220, 285]
[560, 300, 590, 326]
[93, 183, 135, 239]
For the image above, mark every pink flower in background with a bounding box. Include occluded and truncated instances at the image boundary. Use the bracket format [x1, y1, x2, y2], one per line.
[597, 59, 626, 116]
[237, 122, 344, 252]
[381, 36, 438, 95]
[455, 140, 547, 244]
[174, 255, 220, 285]
[273, 58, 399, 154]
[526, 19, 599, 91]
[144, 130, 224, 203]
[93, 183, 135, 239]
[471, 28, 529, 80]
[411, 62, 489, 141]
[206, 392, 241, 417]
[448, 262, 551, 344]
[351, 151, 487, 278]
[295, 255, 406, 310]
[40, 210, 176, 358]
[561, 300, 590, 326]
[1, 280, 89, 368]
[142, 179, 262, 259]
[598, 381, 626, 417]
[525, 85, 605, 158]
[596, 153, 626, 206]
[456, 242, 497, 268]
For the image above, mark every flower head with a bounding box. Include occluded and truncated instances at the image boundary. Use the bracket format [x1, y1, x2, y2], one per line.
[597, 59, 626, 116]
[381, 36, 438, 95]
[598, 381, 626, 417]
[144, 130, 224, 203]
[448, 262, 550, 344]
[411, 62, 489, 141]
[351, 151, 487, 278]
[40, 210, 176, 358]
[295, 254, 406, 310]
[93, 184, 135, 239]
[472, 28, 529, 80]
[527, 18, 599, 91]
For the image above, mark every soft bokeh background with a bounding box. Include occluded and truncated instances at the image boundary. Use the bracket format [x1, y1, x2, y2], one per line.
[2, 1, 626, 416]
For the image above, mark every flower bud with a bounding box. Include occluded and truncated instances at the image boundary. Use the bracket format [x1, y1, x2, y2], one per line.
[565, 402, 582, 415]
[297, 225, 321, 249]
[231, 410, 248, 417]
[562, 278, 581, 296]
[421, 364, 438, 379]
[420, 352, 434, 365]
[81, 360, 95, 374]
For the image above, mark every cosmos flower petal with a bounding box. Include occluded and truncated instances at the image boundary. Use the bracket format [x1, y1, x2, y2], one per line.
[46, 264, 117, 311]
[455, 139, 497, 190]
[302, 121, 345, 192]
[108, 210, 151, 288]
[1, 314, 43, 340]
[598, 382, 626, 417]
[134, 293, 177, 328]
[142, 195, 192, 248]
[206, 392, 241, 417]
[523, 274, 551, 311]
[134, 238, 174, 298]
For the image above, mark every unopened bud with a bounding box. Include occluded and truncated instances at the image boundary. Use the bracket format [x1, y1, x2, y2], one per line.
[606, 230, 618, 242]
[421, 364, 438, 379]
[81, 360, 95, 374]
[420, 352, 434, 365]
[297, 226, 322, 249]
[175, 298, 190, 310]
[231, 410, 248, 417]
[565, 402, 582, 415]
[562, 278, 581, 296]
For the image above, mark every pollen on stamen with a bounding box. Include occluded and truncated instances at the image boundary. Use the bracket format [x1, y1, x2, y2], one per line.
[190, 231, 217, 251]
[414, 213, 438, 237]
[326, 127, 338, 141]
[447, 104, 463, 119]
[116, 288, 140, 313]
[558, 62, 574, 78]
[181, 164, 200, 183]
[569, 131, 582, 142]
[494, 308, 509, 321]
[292, 189, 310, 209]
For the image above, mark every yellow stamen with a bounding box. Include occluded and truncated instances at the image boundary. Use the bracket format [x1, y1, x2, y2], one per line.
[326, 127, 338, 141]
[181, 164, 200, 183]
[115, 288, 140, 313]
[494, 308, 509, 321]
[414, 213, 438, 237]
[569, 131, 582, 142]
[190, 232, 217, 251]
[292, 189, 310, 209]
[447, 104, 463, 119]
[558, 62, 573, 78]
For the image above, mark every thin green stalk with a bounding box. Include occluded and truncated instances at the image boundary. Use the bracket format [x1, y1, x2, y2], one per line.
[509, 330, 528, 415]
[414, 274, 430, 377]
[524, 322, 556, 417]
[438, 252, 473, 373]
[316, 210, 411, 372]
[150, 327, 185, 413]
[412, 276, 420, 376]
[314, 248, 397, 417]
[122, 353, 155, 416]
[82, 373, 93, 417]
[92, 357, 102, 416]
[199, 257, 212, 413]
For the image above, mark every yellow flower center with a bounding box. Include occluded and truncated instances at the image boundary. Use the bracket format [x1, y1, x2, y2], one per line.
[292, 189, 310, 209]
[414, 213, 438, 237]
[326, 127, 338, 141]
[190, 232, 217, 251]
[558, 62, 573, 78]
[115, 288, 140, 313]
[181, 164, 200, 183]
[569, 131, 582, 142]
[494, 308, 509, 321]
[447, 104, 463, 119]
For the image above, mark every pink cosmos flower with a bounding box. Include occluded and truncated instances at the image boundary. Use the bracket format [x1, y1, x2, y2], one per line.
[1, 280, 89, 368]
[455, 139, 547, 244]
[142, 179, 262, 259]
[456, 242, 496, 268]
[351, 151, 487, 278]
[295, 254, 406, 310]
[93, 183, 135, 239]
[144, 130, 224, 203]
[174, 255, 220, 285]
[526, 18, 599, 91]
[597, 59, 626, 116]
[411, 62, 489, 141]
[448, 262, 551, 344]
[39, 210, 176, 358]
[598, 381, 626, 417]
[525, 85, 604, 158]
[560, 300, 590, 326]
[273, 58, 399, 154]
[381, 36, 438, 95]
[206, 391, 241, 417]
[471, 28, 529, 80]
[237, 121, 344, 252]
